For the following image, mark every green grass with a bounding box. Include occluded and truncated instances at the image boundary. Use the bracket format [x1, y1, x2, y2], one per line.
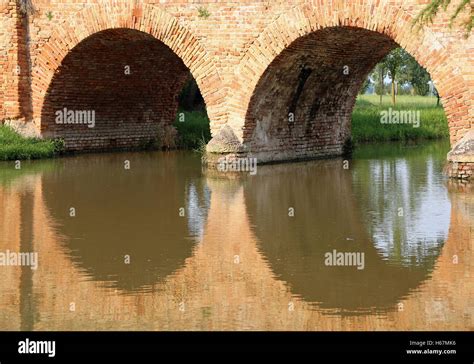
[352, 95, 448, 144]
[0, 125, 64, 161]
[173, 110, 212, 150]
[357, 94, 441, 107]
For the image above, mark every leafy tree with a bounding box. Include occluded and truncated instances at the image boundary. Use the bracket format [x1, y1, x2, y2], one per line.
[399, 55, 431, 96]
[410, 65, 431, 96]
[371, 63, 388, 105]
[383, 48, 410, 105]
[369, 48, 436, 102]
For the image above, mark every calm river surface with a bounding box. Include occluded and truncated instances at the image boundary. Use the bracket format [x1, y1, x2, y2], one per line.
[0, 140, 472, 330]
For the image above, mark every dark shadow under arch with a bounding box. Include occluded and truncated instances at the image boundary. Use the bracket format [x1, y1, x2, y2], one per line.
[41, 28, 194, 152]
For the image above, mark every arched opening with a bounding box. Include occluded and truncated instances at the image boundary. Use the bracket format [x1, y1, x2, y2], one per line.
[174, 76, 211, 150]
[241, 26, 453, 312]
[40, 28, 210, 152]
[243, 26, 449, 163]
[353, 48, 448, 144]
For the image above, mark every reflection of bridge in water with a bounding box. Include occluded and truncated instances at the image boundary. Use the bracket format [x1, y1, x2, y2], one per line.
[0, 159, 472, 331]
[244, 161, 448, 313]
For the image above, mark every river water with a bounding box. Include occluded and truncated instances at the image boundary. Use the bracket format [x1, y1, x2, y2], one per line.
[0, 140, 472, 330]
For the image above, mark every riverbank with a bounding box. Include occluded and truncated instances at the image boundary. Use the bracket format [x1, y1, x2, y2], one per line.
[0, 125, 64, 161]
[173, 111, 211, 150]
[174, 95, 448, 149]
[0, 95, 448, 160]
[352, 95, 448, 143]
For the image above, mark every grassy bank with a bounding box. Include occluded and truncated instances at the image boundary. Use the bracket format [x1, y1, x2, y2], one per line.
[173, 111, 212, 149]
[0, 125, 63, 161]
[0, 95, 448, 160]
[352, 95, 448, 143]
[172, 95, 449, 149]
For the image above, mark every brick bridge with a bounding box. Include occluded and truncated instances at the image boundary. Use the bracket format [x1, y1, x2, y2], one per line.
[1, 0, 473, 175]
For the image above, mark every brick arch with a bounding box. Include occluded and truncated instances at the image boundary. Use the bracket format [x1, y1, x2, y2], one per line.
[31, 2, 225, 135]
[230, 2, 472, 149]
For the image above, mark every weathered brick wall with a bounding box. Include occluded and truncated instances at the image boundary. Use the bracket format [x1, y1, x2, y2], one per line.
[0, 1, 31, 121]
[0, 2, 14, 120]
[0, 0, 473, 159]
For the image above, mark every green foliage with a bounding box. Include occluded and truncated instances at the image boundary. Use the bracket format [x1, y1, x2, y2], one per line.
[411, 67, 431, 96]
[197, 6, 211, 19]
[384, 49, 409, 81]
[352, 95, 449, 143]
[414, 0, 473, 35]
[52, 138, 65, 153]
[383, 49, 412, 104]
[371, 62, 389, 99]
[173, 111, 211, 150]
[369, 47, 435, 102]
[399, 53, 431, 96]
[0, 125, 63, 161]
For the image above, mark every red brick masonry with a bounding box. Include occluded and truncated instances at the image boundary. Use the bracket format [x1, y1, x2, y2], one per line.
[0, 0, 473, 166]
[446, 162, 473, 180]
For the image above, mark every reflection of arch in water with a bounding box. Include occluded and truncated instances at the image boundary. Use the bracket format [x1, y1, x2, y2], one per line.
[41, 152, 211, 293]
[0, 155, 468, 330]
[243, 158, 447, 314]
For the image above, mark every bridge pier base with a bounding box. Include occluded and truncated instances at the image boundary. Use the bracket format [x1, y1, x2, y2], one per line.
[446, 130, 474, 181]
[205, 125, 248, 169]
[206, 125, 474, 182]
[4, 118, 40, 139]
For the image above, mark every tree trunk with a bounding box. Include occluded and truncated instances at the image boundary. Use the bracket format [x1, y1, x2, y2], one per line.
[379, 68, 383, 105]
[391, 80, 396, 105]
